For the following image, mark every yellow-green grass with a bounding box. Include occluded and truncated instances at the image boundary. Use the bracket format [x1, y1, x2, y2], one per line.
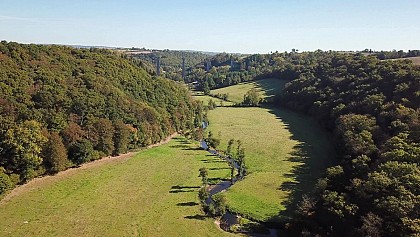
[392, 56, 420, 66]
[0, 137, 235, 237]
[405, 56, 420, 66]
[210, 78, 287, 103]
[207, 107, 335, 222]
[193, 91, 234, 106]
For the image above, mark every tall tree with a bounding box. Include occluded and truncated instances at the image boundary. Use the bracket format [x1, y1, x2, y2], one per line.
[3, 120, 47, 181]
[44, 132, 68, 173]
[93, 118, 115, 156]
[113, 120, 131, 155]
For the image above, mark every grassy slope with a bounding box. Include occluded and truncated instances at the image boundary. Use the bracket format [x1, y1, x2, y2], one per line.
[406, 56, 420, 66]
[207, 106, 335, 222]
[0, 137, 234, 237]
[392, 56, 420, 66]
[210, 78, 287, 103]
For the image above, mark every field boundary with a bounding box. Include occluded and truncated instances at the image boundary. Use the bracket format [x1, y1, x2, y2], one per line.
[0, 132, 178, 205]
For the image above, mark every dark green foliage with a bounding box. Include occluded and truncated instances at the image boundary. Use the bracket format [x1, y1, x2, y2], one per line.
[130, 49, 209, 80]
[268, 51, 420, 236]
[198, 186, 209, 206]
[199, 167, 208, 186]
[209, 194, 227, 217]
[44, 132, 68, 173]
[207, 99, 217, 110]
[205, 131, 220, 149]
[237, 147, 246, 178]
[225, 139, 235, 157]
[242, 88, 261, 106]
[68, 139, 94, 166]
[0, 41, 197, 183]
[0, 168, 13, 196]
[193, 49, 418, 236]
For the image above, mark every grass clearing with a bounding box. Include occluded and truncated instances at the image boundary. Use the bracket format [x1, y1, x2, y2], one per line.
[193, 91, 234, 107]
[210, 78, 287, 103]
[0, 137, 235, 237]
[392, 56, 420, 66]
[207, 107, 335, 222]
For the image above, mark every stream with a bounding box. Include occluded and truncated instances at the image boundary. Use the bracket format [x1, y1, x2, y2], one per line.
[199, 122, 277, 236]
[200, 140, 241, 228]
[200, 140, 277, 236]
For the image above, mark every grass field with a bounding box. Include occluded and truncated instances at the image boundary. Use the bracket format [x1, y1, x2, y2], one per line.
[207, 107, 335, 222]
[210, 78, 287, 103]
[0, 137, 235, 237]
[193, 91, 234, 106]
[391, 56, 420, 66]
[405, 56, 420, 66]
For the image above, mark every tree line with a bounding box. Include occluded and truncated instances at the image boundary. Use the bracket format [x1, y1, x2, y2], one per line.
[0, 42, 204, 196]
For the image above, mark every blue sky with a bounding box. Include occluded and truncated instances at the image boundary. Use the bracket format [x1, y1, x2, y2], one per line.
[0, 0, 419, 53]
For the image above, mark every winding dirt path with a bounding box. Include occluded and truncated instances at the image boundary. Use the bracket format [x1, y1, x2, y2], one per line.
[0, 133, 178, 205]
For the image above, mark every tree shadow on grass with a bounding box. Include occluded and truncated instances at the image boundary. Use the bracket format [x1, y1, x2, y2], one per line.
[177, 202, 199, 206]
[184, 214, 207, 220]
[209, 167, 230, 171]
[171, 185, 200, 189]
[169, 190, 195, 193]
[202, 160, 226, 164]
[170, 144, 190, 149]
[262, 106, 337, 224]
[183, 147, 202, 151]
[169, 185, 200, 194]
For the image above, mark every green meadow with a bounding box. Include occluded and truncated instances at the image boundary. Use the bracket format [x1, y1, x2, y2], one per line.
[0, 137, 234, 237]
[210, 78, 287, 103]
[206, 106, 335, 222]
[193, 91, 234, 106]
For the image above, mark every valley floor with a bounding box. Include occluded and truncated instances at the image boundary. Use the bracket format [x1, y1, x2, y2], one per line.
[206, 106, 335, 222]
[0, 137, 235, 237]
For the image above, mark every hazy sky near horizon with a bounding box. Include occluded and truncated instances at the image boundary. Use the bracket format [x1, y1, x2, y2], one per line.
[1, 0, 419, 53]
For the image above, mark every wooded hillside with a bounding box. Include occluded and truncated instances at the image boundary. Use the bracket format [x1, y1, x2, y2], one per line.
[277, 52, 420, 236]
[0, 42, 201, 194]
[191, 50, 419, 236]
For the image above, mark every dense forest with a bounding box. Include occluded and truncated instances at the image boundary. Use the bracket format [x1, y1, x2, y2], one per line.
[129, 49, 210, 81]
[194, 51, 419, 236]
[276, 52, 420, 236]
[187, 51, 313, 94]
[187, 50, 420, 96]
[0, 42, 203, 195]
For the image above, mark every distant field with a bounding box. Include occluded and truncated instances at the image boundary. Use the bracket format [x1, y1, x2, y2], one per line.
[207, 107, 335, 222]
[391, 56, 420, 66]
[210, 78, 287, 103]
[0, 137, 234, 237]
[406, 56, 420, 66]
[193, 91, 234, 106]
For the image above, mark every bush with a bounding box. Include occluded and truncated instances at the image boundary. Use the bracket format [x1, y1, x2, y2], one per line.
[69, 139, 95, 166]
[0, 168, 13, 195]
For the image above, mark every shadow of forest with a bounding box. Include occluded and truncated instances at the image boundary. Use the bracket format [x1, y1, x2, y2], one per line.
[264, 106, 336, 223]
